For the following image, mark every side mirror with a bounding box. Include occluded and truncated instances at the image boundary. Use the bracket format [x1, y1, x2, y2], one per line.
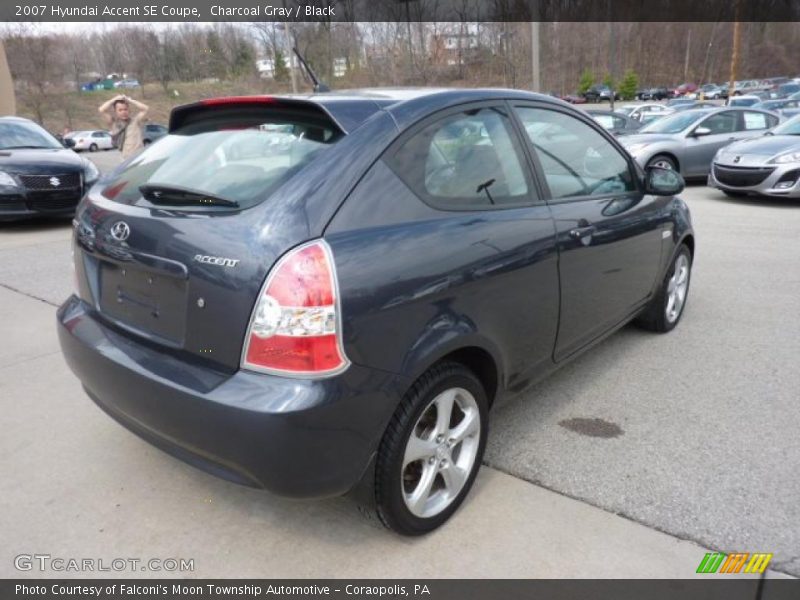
[692, 126, 712, 137]
[63, 138, 76, 149]
[645, 166, 685, 196]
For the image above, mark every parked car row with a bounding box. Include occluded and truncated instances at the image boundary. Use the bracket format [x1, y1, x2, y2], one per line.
[633, 77, 800, 103]
[80, 78, 140, 92]
[619, 107, 780, 177]
[580, 88, 800, 199]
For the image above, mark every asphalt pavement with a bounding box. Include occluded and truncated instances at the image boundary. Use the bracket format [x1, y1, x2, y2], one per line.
[485, 186, 800, 576]
[0, 150, 797, 577]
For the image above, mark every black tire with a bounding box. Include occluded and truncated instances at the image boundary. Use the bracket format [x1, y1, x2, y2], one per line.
[374, 361, 488, 536]
[143, 139, 151, 146]
[89, 143, 98, 152]
[646, 154, 677, 171]
[635, 244, 692, 333]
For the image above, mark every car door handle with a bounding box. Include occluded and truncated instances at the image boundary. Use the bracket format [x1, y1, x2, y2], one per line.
[569, 225, 596, 239]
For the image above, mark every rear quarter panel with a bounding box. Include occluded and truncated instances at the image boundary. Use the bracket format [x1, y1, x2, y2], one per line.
[325, 160, 560, 398]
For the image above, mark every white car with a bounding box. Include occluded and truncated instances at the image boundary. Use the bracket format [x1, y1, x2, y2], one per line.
[613, 103, 674, 123]
[65, 130, 114, 152]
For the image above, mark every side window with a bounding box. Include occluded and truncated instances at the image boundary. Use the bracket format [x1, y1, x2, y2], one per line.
[593, 114, 615, 130]
[701, 111, 738, 134]
[515, 106, 636, 200]
[386, 106, 532, 209]
[742, 111, 770, 130]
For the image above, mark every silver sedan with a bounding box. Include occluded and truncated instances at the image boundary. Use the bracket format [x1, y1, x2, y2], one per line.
[619, 107, 780, 178]
[708, 113, 800, 198]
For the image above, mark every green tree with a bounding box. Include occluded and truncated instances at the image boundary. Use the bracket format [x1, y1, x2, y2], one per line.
[602, 72, 615, 90]
[231, 39, 255, 78]
[273, 49, 289, 82]
[619, 69, 639, 101]
[578, 69, 594, 95]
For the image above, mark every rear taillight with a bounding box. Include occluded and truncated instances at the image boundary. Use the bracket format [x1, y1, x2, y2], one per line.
[242, 240, 349, 377]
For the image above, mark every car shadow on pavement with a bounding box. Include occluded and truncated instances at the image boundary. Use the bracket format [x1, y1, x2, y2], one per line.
[706, 191, 800, 209]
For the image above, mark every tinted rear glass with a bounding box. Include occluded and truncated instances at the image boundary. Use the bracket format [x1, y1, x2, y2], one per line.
[98, 106, 343, 210]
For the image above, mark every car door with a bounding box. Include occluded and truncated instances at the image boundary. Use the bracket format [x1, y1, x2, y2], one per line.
[370, 102, 561, 385]
[682, 110, 741, 177]
[511, 103, 668, 362]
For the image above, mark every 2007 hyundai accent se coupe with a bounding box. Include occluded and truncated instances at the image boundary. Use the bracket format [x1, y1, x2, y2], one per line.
[58, 89, 695, 535]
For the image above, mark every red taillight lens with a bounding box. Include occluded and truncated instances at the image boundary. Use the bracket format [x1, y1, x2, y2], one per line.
[242, 240, 348, 377]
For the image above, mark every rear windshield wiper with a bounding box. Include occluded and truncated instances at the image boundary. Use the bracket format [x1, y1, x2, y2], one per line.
[138, 184, 239, 207]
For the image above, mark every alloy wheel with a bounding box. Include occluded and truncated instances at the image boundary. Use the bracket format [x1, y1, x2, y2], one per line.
[665, 253, 690, 323]
[401, 387, 481, 518]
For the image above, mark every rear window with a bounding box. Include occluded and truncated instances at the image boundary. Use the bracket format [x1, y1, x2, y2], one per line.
[99, 105, 343, 210]
[0, 121, 62, 150]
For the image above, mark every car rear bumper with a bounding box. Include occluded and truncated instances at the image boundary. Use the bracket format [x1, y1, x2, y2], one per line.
[57, 295, 407, 499]
[708, 162, 800, 198]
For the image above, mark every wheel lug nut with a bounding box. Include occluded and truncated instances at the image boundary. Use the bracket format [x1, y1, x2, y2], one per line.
[428, 457, 435, 465]
[436, 435, 444, 443]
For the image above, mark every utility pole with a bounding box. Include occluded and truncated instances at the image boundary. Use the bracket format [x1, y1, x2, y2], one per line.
[530, 21, 541, 92]
[683, 27, 692, 82]
[608, 21, 616, 111]
[282, 21, 297, 93]
[0, 39, 15, 115]
[728, 14, 741, 103]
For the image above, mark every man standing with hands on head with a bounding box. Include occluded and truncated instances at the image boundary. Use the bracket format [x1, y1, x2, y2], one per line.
[98, 94, 149, 159]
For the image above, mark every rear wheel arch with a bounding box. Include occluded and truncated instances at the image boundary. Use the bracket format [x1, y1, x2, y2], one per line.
[438, 346, 499, 409]
[403, 340, 502, 410]
[680, 233, 695, 260]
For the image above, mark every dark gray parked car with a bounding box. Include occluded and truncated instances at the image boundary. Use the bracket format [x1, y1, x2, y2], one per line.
[58, 89, 695, 535]
[0, 117, 99, 221]
[620, 107, 779, 176]
[142, 123, 168, 146]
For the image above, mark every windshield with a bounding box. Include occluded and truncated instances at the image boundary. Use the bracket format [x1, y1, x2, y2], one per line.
[771, 115, 800, 135]
[639, 111, 706, 134]
[99, 115, 342, 209]
[614, 106, 635, 116]
[0, 121, 63, 150]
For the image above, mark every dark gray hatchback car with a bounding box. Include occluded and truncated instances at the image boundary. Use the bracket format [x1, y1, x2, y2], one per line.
[58, 89, 695, 535]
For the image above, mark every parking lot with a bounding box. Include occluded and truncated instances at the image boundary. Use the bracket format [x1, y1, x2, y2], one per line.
[0, 150, 797, 578]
